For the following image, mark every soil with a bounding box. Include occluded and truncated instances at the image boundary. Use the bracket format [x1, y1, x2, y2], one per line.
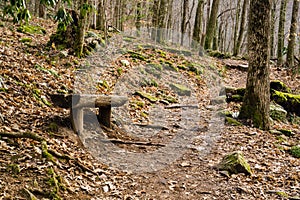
[0, 18, 299, 200]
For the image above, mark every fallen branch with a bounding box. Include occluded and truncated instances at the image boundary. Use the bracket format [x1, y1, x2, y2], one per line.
[0, 132, 44, 142]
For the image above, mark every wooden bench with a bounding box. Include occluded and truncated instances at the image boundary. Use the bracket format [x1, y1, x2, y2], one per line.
[50, 94, 127, 134]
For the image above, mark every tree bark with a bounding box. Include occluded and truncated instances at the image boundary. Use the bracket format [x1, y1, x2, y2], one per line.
[286, 0, 299, 68]
[192, 0, 204, 48]
[181, 0, 189, 45]
[277, 0, 287, 66]
[239, 0, 272, 130]
[204, 0, 220, 50]
[234, 0, 249, 56]
[75, 0, 89, 57]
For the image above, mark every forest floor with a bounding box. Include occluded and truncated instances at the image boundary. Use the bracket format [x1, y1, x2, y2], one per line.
[0, 18, 300, 200]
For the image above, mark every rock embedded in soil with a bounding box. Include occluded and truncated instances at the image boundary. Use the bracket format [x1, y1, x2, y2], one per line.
[216, 151, 252, 176]
[270, 102, 287, 121]
[169, 83, 191, 96]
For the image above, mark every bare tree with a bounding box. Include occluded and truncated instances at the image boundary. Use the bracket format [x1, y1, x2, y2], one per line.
[204, 0, 220, 49]
[286, 0, 299, 69]
[239, 0, 273, 130]
[277, 0, 287, 66]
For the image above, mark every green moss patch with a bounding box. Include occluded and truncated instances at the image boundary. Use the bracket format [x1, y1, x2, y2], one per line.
[169, 83, 191, 96]
[17, 24, 46, 35]
[217, 151, 252, 175]
[135, 91, 158, 103]
[271, 90, 300, 116]
[270, 80, 291, 93]
[225, 117, 242, 126]
[290, 146, 300, 158]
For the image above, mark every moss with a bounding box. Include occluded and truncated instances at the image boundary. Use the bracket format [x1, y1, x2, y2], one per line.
[169, 83, 191, 96]
[128, 50, 147, 61]
[164, 47, 192, 56]
[163, 61, 179, 72]
[290, 146, 300, 158]
[177, 65, 187, 70]
[117, 68, 123, 75]
[186, 63, 203, 75]
[276, 191, 289, 198]
[217, 151, 252, 175]
[231, 94, 243, 102]
[135, 91, 158, 103]
[141, 78, 158, 87]
[20, 37, 32, 43]
[278, 129, 293, 137]
[271, 90, 300, 116]
[17, 24, 46, 35]
[162, 95, 178, 103]
[270, 80, 291, 93]
[225, 117, 242, 126]
[98, 80, 109, 89]
[48, 122, 58, 133]
[155, 49, 167, 57]
[208, 50, 232, 59]
[270, 102, 287, 121]
[7, 164, 21, 174]
[145, 63, 162, 78]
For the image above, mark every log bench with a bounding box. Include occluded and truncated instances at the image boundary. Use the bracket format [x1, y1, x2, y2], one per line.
[50, 94, 128, 134]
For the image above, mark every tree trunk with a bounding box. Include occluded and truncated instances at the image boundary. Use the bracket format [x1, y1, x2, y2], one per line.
[181, 0, 189, 45]
[156, 0, 167, 43]
[96, 0, 106, 31]
[234, 0, 249, 56]
[270, 2, 276, 58]
[239, 0, 272, 130]
[135, 1, 142, 35]
[75, 0, 89, 57]
[151, 0, 160, 40]
[192, 0, 204, 47]
[233, 0, 241, 55]
[204, 0, 220, 50]
[286, 0, 299, 68]
[277, 0, 287, 66]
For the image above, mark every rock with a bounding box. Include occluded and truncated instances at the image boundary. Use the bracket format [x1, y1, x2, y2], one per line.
[270, 102, 287, 121]
[169, 83, 191, 96]
[270, 80, 291, 93]
[217, 151, 252, 175]
[278, 129, 294, 137]
[120, 59, 130, 66]
[210, 95, 226, 105]
[225, 117, 242, 126]
[271, 90, 300, 116]
[135, 91, 158, 103]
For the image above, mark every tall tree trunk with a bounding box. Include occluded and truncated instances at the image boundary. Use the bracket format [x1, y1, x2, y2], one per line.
[136, 1, 142, 35]
[181, 0, 189, 45]
[75, 0, 89, 57]
[277, 0, 287, 66]
[204, 0, 220, 49]
[156, 0, 167, 43]
[192, 0, 204, 47]
[286, 0, 299, 68]
[96, 0, 106, 31]
[239, 0, 272, 130]
[270, 1, 276, 58]
[166, 0, 173, 39]
[151, 0, 160, 40]
[234, 0, 249, 56]
[233, 0, 241, 55]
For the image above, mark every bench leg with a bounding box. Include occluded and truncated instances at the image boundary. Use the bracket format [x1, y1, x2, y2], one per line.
[98, 105, 111, 128]
[71, 107, 83, 134]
